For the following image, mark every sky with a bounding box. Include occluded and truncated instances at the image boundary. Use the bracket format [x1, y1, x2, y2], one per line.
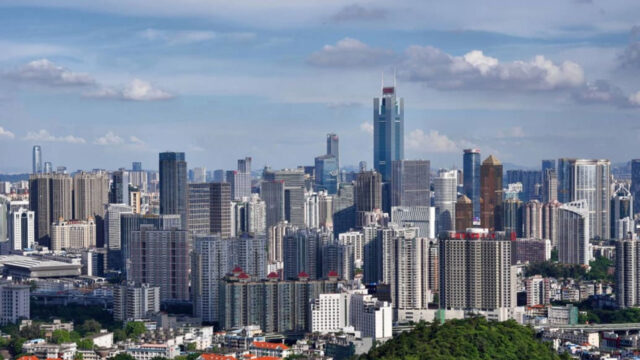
[0, 0, 640, 173]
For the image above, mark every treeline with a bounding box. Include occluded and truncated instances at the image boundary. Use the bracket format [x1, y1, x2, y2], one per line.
[356, 317, 569, 360]
[524, 256, 613, 282]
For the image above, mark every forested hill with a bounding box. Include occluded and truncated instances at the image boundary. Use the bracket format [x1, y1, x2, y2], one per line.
[356, 317, 568, 360]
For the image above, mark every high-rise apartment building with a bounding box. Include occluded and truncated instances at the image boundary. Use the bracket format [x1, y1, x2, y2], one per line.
[188, 182, 232, 238]
[480, 155, 503, 231]
[0, 282, 29, 325]
[32, 145, 42, 174]
[616, 238, 640, 308]
[390, 206, 435, 239]
[502, 198, 523, 237]
[542, 169, 558, 203]
[73, 171, 110, 220]
[231, 194, 267, 236]
[439, 229, 516, 316]
[523, 200, 543, 239]
[113, 283, 160, 322]
[543, 200, 561, 247]
[129, 225, 191, 301]
[51, 219, 96, 251]
[557, 200, 589, 266]
[632, 159, 640, 216]
[455, 195, 473, 231]
[159, 152, 188, 229]
[463, 149, 481, 220]
[120, 214, 181, 273]
[568, 159, 610, 240]
[390, 160, 430, 207]
[612, 184, 634, 240]
[434, 170, 457, 233]
[373, 85, 404, 182]
[29, 173, 73, 247]
[192, 234, 233, 323]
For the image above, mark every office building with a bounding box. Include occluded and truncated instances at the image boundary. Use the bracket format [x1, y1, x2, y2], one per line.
[390, 206, 435, 239]
[373, 84, 404, 182]
[104, 203, 133, 251]
[326, 133, 339, 169]
[232, 157, 252, 200]
[110, 170, 130, 205]
[332, 183, 355, 236]
[455, 195, 473, 232]
[542, 169, 558, 203]
[113, 283, 160, 322]
[568, 159, 610, 240]
[8, 208, 34, 251]
[192, 167, 206, 183]
[463, 149, 481, 221]
[390, 160, 430, 207]
[261, 180, 285, 229]
[355, 171, 382, 226]
[505, 170, 541, 202]
[32, 146, 42, 174]
[612, 184, 634, 240]
[29, 173, 73, 247]
[128, 225, 191, 302]
[439, 229, 516, 317]
[119, 214, 181, 273]
[188, 182, 232, 238]
[480, 155, 503, 231]
[434, 170, 457, 233]
[633, 159, 640, 216]
[50, 219, 96, 251]
[43, 162, 52, 174]
[231, 194, 267, 236]
[315, 155, 339, 194]
[557, 158, 573, 204]
[159, 152, 188, 229]
[558, 200, 589, 266]
[263, 168, 306, 228]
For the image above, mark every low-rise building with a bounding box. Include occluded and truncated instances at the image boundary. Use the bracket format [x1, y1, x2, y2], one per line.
[126, 343, 180, 360]
[249, 342, 291, 358]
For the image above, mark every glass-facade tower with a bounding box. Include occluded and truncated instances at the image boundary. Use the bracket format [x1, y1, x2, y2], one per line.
[463, 149, 481, 221]
[373, 86, 404, 182]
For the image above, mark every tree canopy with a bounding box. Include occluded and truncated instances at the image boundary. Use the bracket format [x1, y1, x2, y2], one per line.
[357, 317, 568, 360]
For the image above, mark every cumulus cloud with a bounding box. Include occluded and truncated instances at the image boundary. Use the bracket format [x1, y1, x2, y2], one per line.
[88, 79, 173, 101]
[572, 80, 640, 107]
[139, 28, 256, 45]
[400, 46, 585, 91]
[618, 27, 640, 71]
[129, 136, 145, 145]
[24, 129, 86, 144]
[360, 122, 374, 135]
[330, 4, 386, 22]
[6, 59, 95, 86]
[0, 126, 15, 139]
[308, 38, 395, 67]
[407, 129, 458, 153]
[94, 131, 124, 145]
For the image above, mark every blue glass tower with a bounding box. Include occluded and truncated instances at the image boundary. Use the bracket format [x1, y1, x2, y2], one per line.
[315, 155, 338, 194]
[463, 149, 481, 220]
[373, 85, 404, 182]
[159, 152, 187, 229]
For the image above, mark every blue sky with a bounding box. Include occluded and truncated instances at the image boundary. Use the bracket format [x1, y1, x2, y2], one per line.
[0, 0, 639, 173]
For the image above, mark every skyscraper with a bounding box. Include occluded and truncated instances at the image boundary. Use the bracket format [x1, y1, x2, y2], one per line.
[542, 168, 558, 203]
[557, 158, 573, 203]
[502, 198, 523, 237]
[159, 152, 188, 229]
[455, 195, 473, 232]
[463, 149, 481, 221]
[616, 238, 640, 308]
[373, 84, 404, 182]
[110, 170, 130, 205]
[43, 162, 52, 174]
[29, 173, 73, 247]
[568, 159, 610, 240]
[558, 200, 589, 266]
[541, 159, 556, 174]
[632, 159, 640, 216]
[390, 160, 430, 207]
[314, 155, 338, 194]
[355, 171, 382, 226]
[187, 182, 232, 238]
[326, 133, 339, 170]
[434, 170, 457, 233]
[480, 155, 503, 231]
[8, 208, 34, 251]
[236, 157, 252, 200]
[32, 145, 42, 174]
[73, 171, 110, 220]
[261, 180, 285, 229]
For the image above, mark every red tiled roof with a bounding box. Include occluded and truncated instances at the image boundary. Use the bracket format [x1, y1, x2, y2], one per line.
[18, 357, 39, 360]
[199, 354, 237, 360]
[232, 266, 243, 273]
[238, 272, 250, 279]
[298, 271, 309, 278]
[328, 270, 339, 277]
[267, 272, 279, 279]
[251, 341, 289, 350]
[255, 357, 281, 360]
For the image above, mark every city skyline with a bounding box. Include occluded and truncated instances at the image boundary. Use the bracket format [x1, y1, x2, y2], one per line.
[0, 2, 639, 172]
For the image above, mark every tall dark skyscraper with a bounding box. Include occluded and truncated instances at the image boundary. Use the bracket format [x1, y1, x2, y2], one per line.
[29, 173, 73, 247]
[32, 145, 42, 174]
[373, 84, 404, 182]
[480, 155, 503, 231]
[390, 160, 430, 207]
[159, 152, 188, 229]
[188, 182, 232, 238]
[326, 133, 339, 170]
[110, 170, 130, 205]
[463, 149, 481, 221]
[132, 162, 142, 171]
[541, 159, 556, 174]
[557, 158, 573, 203]
[355, 171, 382, 215]
[632, 159, 640, 216]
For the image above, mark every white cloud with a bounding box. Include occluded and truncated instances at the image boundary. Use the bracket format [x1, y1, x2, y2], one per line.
[139, 29, 256, 45]
[88, 79, 174, 101]
[330, 4, 386, 22]
[407, 129, 458, 153]
[0, 126, 15, 139]
[401, 46, 585, 91]
[308, 38, 395, 67]
[573, 80, 640, 108]
[129, 136, 145, 145]
[7, 59, 95, 86]
[629, 91, 640, 106]
[360, 122, 374, 135]
[94, 131, 124, 145]
[24, 129, 86, 144]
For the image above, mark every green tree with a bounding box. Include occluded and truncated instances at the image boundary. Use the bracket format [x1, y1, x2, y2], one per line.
[51, 329, 71, 344]
[19, 324, 42, 339]
[79, 319, 102, 336]
[74, 352, 84, 360]
[76, 338, 94, 350]
[113, 329, 127, 342]
[186, 343, 197, 351]
[112, 354, 135, 360]
[8, 337, 25, 356]
[124, 322, 146, 339]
